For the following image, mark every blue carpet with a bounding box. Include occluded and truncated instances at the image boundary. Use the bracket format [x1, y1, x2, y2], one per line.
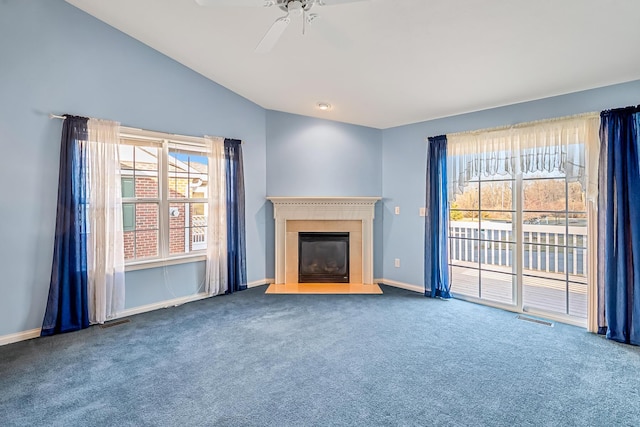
[1, 285, 639, 426]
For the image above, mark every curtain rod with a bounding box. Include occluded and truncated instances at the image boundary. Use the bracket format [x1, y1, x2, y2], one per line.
[49, 113, 241, 144]
[432, 111, 599, 140]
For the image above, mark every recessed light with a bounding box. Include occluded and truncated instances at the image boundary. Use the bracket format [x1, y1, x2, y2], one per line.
[316, 102, 332, 111]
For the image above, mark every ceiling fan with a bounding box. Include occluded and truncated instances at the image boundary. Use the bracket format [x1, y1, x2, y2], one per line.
[195, 0, 371, 53]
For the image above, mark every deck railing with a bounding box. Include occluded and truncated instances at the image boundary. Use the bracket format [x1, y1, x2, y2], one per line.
[191, 214, 207, 250]
[449, 221, 587, 276]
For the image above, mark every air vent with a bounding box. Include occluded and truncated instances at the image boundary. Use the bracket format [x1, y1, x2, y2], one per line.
[516, 315, 553, 327]
[99, 319, 131, 329]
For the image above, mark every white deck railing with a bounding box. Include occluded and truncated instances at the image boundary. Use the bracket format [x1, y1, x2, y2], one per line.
[191, 214, 207, 250]
[449, 221, 587, 276]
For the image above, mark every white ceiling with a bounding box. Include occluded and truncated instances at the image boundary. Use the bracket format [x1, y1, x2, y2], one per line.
[65, 0, 640, 129]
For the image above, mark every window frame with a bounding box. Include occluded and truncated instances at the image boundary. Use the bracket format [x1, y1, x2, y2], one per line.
[120, 127, 210, 271]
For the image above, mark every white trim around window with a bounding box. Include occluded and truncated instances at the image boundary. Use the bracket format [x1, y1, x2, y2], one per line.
[119, 126, 217, 270]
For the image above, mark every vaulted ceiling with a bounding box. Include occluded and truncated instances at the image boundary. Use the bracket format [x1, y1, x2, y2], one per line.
[66, 0, 640, 129]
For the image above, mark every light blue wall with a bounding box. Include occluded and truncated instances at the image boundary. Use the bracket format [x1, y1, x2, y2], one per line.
[381, 80, 640, 287]
[0, 0, 267, 336]
[266, 110, 382, 196]
[265, 110, 383, 277]
[125, 262, 206, 309]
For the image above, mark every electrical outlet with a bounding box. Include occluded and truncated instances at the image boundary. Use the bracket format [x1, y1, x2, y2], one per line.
[419, 207, 426, 217]
[394, 206, 400, 215]
[394, 258, 400, 268]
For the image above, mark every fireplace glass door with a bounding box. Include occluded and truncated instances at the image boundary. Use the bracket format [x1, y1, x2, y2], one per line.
[298, 232, 349, 283]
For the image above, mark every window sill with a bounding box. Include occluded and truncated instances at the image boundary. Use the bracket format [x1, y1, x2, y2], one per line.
[125, 254, 207, 272]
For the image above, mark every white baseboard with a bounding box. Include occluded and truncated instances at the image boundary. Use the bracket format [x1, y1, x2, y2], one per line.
[116, 292, 212, 319]
[116, 279, 272, 319]
[0, 294, 213, 346]
[248, 278, 272, 288]
[1, 278, 280, 347]
[375, 278, 424, 293]
[0, 328, 41, 346]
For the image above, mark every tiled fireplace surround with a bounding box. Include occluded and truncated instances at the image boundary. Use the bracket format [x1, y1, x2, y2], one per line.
[267, 197, 381, 285]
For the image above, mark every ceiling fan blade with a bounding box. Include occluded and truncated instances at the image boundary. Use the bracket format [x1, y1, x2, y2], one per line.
[255, 16, 291, 54]
[195, 0, 273, 7]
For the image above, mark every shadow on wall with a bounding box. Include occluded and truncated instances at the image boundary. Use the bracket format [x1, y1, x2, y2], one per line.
[30, 117, 67, 335]
[260, 200, 275, 279]
[374, 201, 385, 278]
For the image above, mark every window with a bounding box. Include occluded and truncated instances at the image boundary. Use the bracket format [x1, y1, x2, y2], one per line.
[119, 129, 209, 264]
[121, 177, 135, 232]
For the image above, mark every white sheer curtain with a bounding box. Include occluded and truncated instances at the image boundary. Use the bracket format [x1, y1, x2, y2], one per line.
[205, 136, 228, 296]
[584, 115, 601, 333]
[447, 113, 601, 198]
[86, 118, 125, 323]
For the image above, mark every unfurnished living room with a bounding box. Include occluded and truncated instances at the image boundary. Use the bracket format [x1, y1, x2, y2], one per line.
[1, 1, 640, 426]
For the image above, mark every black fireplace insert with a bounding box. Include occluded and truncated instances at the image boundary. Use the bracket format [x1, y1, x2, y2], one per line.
[298, 232, 349, 283]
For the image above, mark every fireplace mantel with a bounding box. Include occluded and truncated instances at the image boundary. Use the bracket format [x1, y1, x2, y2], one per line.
[267, 197, 381, 285]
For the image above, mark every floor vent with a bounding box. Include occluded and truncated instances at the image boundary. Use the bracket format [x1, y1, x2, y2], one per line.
[516, 315, 553, 327]
[99, 319, 131, 329]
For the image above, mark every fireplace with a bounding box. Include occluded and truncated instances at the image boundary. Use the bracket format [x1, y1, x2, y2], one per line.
[267, 196, 381, 285]
[298, 232, 350, 283]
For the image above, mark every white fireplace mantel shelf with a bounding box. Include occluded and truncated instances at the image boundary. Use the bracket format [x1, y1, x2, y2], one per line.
[268, 196, 381, 217]
[267, 196, 381, 285]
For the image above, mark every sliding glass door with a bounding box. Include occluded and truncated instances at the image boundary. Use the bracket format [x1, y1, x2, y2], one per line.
[521, 171, 587, 318]
[449, 174, 515, 306]
[448, 167, 588, 323]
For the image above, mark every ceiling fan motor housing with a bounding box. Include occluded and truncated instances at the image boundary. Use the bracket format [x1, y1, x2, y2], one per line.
[277, 0, 315, 13]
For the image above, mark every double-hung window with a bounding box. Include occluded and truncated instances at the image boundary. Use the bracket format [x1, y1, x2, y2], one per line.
[119, 129, 209, 266]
